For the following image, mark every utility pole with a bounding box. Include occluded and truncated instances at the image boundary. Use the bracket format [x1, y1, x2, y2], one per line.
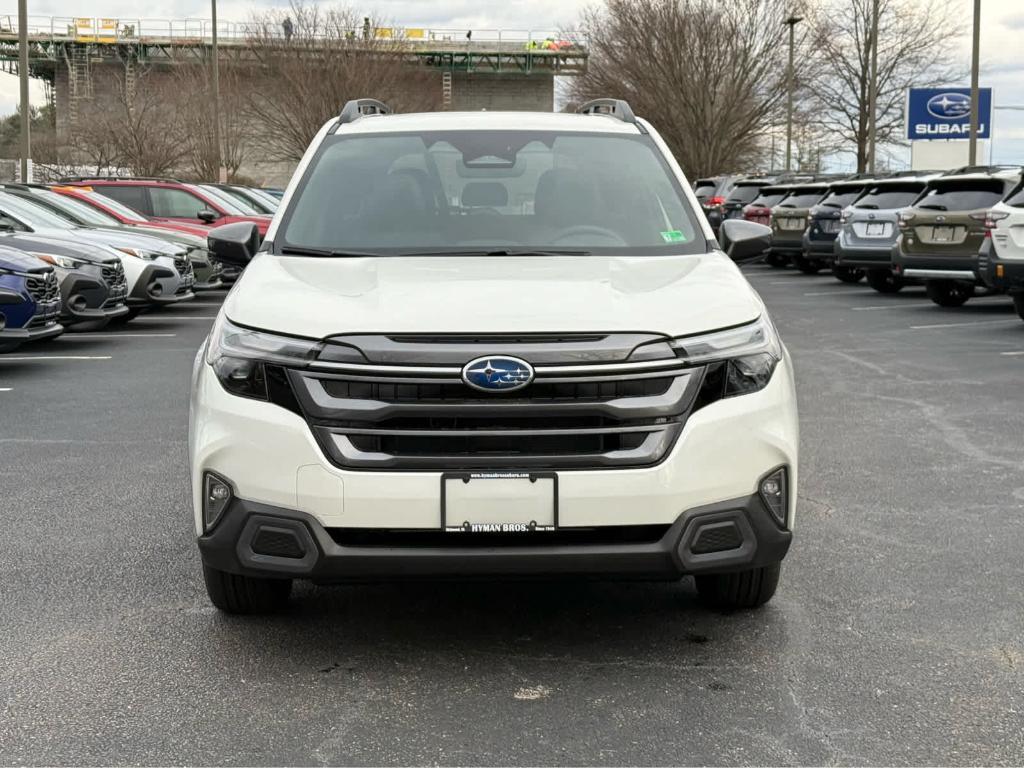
[783, 14, 803, 172]
[968, 0, 981, 165]
[867, 0, 880, 174]
[210, 0, 224, 182]
[17, 0, 29, 182]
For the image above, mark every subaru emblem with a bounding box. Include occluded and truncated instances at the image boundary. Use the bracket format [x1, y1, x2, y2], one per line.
[927, 92, 971, 120]
[462, 355, 534, 392]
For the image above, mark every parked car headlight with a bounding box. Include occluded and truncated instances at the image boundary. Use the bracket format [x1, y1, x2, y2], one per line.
[31, 252, 88, 269]
[669, 317, 782, 399]
[116, 246, 159, 260]
[206, 314, 322, 400]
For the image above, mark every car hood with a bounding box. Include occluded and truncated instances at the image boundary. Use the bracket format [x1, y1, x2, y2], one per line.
[97, 224, 206, 250]
[0, 232, 119, 264]
[27, 226, 186, 256]
[0, 244, 51, 272]
[225, 253, 764, 339]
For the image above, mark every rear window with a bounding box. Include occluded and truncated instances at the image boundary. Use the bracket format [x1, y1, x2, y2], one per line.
[750, 191, 785, 208]
[855, 185, 924, 210]
[917, 182, 1005, 212]
[818, 189, 861, 208]
[694, 180, 718, 199]
[725, 185, 765, 204]
[96, 185, 149, 215]
[778, 191, 824, 208]
[1004, 183, 1024, 207]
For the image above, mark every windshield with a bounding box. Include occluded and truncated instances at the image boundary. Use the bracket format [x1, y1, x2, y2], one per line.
[247, 188, 280, 211]
[0, 191, 75, 230]
[75, 189, 148, 222]
[184, 184, 249, 216]
[917, 183, 1005, 211]
[855, 185, 925, 210]
[32, 189, 120, 226]
[199, 184, 261, 215]
[281, 130, 705, 255]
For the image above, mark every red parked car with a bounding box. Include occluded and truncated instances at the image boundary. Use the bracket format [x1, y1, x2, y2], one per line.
[59, 178, 272, 237]
[51, 185, 213, 239]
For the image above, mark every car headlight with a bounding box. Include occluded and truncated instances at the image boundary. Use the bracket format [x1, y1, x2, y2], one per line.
[31, 252, 88, 269]
[116, 246, 159, 260]
[668, 316, 782, 400]
[206, 314, 322, 400]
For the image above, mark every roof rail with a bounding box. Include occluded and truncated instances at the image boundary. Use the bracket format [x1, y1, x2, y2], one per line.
[577, 98, 638, 124]
[943, 164, 1021, 176]
[56, 175, 182, 183]
[338, 98, 391, 125]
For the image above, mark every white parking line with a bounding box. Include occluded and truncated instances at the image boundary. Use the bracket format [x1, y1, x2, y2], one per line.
[0, 387, 11, 391]
[133, 316, 217, 320]
[0, 355, 112, 361]
[852, 303, 936, 311]
[1000, 351, 1024, 356]
[62, 333, 178, 339]
[909, 319, 1021, 330]
[803, 290, 870, 297]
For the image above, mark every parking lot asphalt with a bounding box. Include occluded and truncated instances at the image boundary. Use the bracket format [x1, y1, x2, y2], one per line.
[1, 270, 1023, 766]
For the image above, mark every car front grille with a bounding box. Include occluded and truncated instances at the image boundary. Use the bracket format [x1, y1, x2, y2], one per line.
[101, 261, 127, 305]
[26, 270, 59, 304]
[279, 333, 703, 471]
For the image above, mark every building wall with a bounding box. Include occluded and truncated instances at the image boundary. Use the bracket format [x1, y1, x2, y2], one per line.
[451, 72, 553, 112]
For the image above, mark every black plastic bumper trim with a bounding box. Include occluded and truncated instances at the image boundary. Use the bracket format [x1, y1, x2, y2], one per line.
[197, 492, 792, 581]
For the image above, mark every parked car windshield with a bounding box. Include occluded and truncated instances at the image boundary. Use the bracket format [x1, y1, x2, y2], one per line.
[281, 130, 705, 255]
[725, 185, 765, 204]
[854, 185, 926, 210]
[0, 191, 76, 230]
[198, 185, 261, 216]
[182, 184, 250, 216]
[28, 189, 120, 227]
[916, 182, 1005, 211]
[777, 191, 824, 208]
[75, 189, 148, 222]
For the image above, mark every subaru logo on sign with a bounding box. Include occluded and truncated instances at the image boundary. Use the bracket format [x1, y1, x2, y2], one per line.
[927, 92, 971, 120]
[462, 356, 534, 392]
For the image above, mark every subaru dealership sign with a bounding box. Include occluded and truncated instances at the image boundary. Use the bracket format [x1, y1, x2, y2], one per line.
[907, 87, 992, 140]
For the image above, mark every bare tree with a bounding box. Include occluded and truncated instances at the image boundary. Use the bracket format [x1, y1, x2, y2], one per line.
[242, 2, 441, 160]
[568, 0, 817, 177]
[171, 63, 250, 180]
[809, 0, 961, 172]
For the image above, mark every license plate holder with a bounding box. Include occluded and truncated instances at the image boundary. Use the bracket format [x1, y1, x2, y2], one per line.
[441, 472, 558, 533]
[865, 222, 886, 237]
[933, 225, 953, 242]
[822, 220, 840, 233]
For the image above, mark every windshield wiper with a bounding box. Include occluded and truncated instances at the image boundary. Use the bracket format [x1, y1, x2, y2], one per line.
[278, 246, 385, 257]
[918, 204, 947, 211]
[398, 248, 593, 257]
[857, 204, 879, 209]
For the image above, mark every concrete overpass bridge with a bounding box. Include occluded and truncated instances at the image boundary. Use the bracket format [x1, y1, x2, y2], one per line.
[0, 15, 588, 138]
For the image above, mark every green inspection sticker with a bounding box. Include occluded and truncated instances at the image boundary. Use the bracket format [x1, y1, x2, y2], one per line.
[660, 230, 687, 243]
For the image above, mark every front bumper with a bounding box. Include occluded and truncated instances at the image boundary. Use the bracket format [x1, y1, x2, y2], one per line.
[198, 491, 791, 581]
[126, 263, 195, 306]
[189, 351, 800, 572]
[1, 318, 63, 344]
[59, 272, 129, 326]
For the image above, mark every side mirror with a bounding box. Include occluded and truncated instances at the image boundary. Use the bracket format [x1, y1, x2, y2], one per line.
[718, 218, 772, 263]
[208, 222, 259, 268]
[197, 209, 220, 224]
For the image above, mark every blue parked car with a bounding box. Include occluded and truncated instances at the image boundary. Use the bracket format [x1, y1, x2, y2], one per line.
[0, 245, 63, 352]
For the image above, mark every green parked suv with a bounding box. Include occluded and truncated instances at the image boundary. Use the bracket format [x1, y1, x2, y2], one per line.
[769, 184, 828, 273]
[893, 169, 1021, 307]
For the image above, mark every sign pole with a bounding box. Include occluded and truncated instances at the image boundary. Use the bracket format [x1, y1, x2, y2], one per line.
[17, 0, 29, 182]
[968, 0, 981, 165]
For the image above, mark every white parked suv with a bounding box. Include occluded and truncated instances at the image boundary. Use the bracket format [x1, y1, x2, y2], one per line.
[979, 181, 1024, 321]
[190, 99, 798, 613]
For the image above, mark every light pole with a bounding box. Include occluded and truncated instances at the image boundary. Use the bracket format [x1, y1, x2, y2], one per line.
[968, 0, 981, 165]
[210, 0, 223, 181]
[783, 14, 803, 173]
[17, 0, 29, 182]
[867, 0, 880, 174]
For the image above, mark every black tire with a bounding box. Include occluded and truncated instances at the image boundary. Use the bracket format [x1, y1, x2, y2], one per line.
[925, 280, 975, 308]
[832, 265, 864, 283]
[765, 252, 789, 268]
[865, 268, 904, 294]
[202, 564, 292, 614]
[694, 562, 781, 609]
[792, 254, 821, 274]
[1014, 292, 1024, 321]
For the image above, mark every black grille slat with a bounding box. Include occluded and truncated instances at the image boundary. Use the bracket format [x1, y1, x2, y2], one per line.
[26, 271, 59, 303]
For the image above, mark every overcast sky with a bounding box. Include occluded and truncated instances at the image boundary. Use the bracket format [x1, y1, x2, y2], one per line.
[3, 0, 1023, 170]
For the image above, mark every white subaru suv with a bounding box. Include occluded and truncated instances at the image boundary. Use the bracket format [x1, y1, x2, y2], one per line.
[190, 99, 798, 614]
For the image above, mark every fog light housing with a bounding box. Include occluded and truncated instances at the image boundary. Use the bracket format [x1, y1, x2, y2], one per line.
[759, 467, 788, 527]
[203, 472, 233, 531]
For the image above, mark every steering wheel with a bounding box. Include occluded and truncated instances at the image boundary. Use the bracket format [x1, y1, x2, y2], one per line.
[551, 224, 625, 246]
